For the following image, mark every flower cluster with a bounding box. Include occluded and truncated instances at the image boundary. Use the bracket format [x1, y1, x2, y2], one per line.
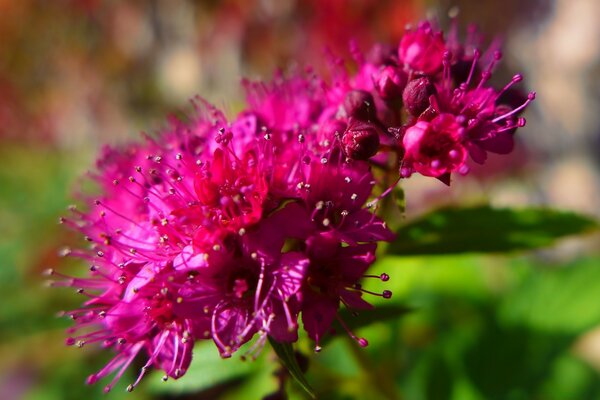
[52, 20, 533, 391]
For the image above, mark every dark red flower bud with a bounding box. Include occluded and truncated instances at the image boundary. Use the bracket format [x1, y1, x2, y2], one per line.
[373, 65, 408, 101]
[344, 90, 377, 121]
[402, 77, 437, 116]
[342, 119, 381, 160]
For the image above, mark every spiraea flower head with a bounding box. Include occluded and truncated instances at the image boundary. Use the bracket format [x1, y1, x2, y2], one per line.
[53, 17, 533, 392]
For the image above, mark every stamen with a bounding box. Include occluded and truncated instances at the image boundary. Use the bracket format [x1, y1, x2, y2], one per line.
[336, 315, 368, 347]
[464, 48, 481, 87]
[492, 92, 536, 123]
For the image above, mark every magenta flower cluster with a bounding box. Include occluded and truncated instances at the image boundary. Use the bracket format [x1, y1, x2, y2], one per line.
[51, 20, 534, 392]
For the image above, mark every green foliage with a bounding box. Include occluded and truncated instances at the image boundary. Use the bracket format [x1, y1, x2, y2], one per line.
[388, 205, 598, 255]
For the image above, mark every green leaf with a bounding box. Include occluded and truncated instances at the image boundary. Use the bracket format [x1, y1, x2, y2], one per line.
[337, 304, 413, 334]
[500, 257, 600, 335]
[146, 340, 258, 395]
[388, 205, 598, 255]
[268, 337, 316, 399]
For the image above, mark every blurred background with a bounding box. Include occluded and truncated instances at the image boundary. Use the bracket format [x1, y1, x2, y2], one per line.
[1, 0, 599, 399]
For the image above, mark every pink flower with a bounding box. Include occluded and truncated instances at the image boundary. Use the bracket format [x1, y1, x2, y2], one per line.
[398, 21, 446, 75]
[301, 233, 391, 349]
[402, 114, 468, 181]
[177, 236, 310, 357]
[299, 156, 394, 244]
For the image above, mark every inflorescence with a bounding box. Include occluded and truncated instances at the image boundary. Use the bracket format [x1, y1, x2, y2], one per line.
[50, 19, 534, 392]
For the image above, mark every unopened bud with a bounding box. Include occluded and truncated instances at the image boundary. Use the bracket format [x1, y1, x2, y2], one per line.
[402, 77, 437, 116]
[344, 90, 377, 121]
[342, 119, 381, 160]
[374, 65, 407, 101]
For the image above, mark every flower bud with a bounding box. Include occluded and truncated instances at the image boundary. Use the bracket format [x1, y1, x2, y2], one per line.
[373, 65, 407, 101]
[344, 90, 377, 121]
[342, 119, 381, 160]
[402, 77, 437, 117]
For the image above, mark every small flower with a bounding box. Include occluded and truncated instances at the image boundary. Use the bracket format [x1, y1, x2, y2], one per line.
[301, 233, 391, 349]
[179, 239, 310, 357]
[398, 21, 446, 75]
[402, 114, 468, 180]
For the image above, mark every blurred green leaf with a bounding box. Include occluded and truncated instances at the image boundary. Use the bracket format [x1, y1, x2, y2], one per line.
[146, 340, 258, 395]
[501, 257, 600, 334]
[425, 352, 453, 400]
[388, 205, 598, 255]
[541, 354, 600, 400]
[269, 338, 316, 399]
[464, 313, 573, 400]
[329, 305, 412, 343]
